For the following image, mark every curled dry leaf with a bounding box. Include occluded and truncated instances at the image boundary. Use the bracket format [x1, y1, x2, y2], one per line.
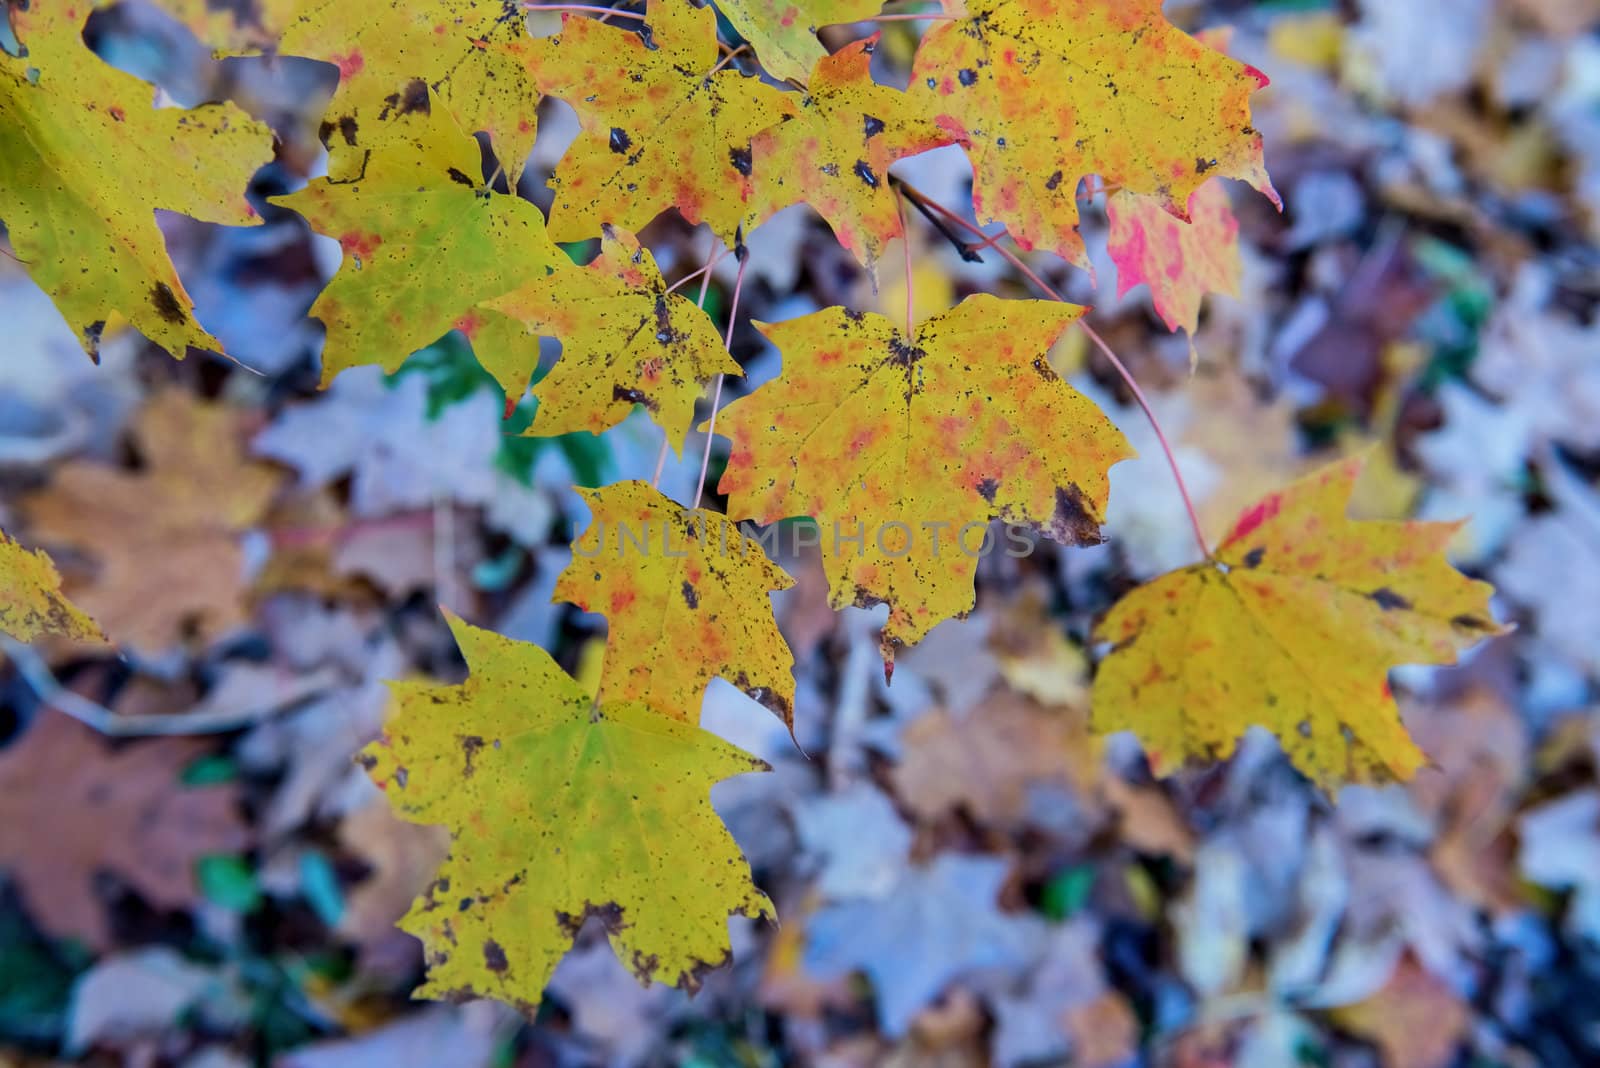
[360, 611, 772, 1011]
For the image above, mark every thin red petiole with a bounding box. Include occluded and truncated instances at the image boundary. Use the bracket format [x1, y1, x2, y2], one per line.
[865, 12, 959, 19]
[706, 45, 748, 77]
[522, 4, 646, 18]
[694, 251, 749, 507]
[895, 180, 1213, 561]
[663, 246, 732, 296]
[653, 245, 722, 489]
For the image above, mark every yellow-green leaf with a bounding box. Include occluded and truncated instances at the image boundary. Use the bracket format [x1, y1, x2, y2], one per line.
[528, 0, 797, 243]
[272, 107, 562, 386]
[748, 35, 952, 274]
[360, 610, 772, 1011]
[486, 227, 740, 449]
[1106, 177, 1242, 337]
[713, 295, 1133, 660]
[910, 0, 1277, 269]
[714, 0, 884, 84]
[1091, 455, 1506, 789]
[0, 531, 103, 644]
[555, 481, 797, 727]
[271, 0, 543, 181]
[0, 2, 273, 359]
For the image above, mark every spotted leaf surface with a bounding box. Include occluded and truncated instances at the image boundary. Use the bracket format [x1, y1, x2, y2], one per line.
[555, 482, 797, 727]
[1106, 176, 1242, 337]
[909, 0, 1277, 269]
[360, 611, 772, 1011]
[713, 296, 1133, 660]
[748, 36, 953, 274]
[271, 0, 543, 181]
[272, 107, 563, 386]
[1092, 455, 1506, 789]
[528, 0, 797, 243]
[486, 227, 739, 449]
[0, 531, 103, 643]
[0, 2, 272, 359]
[714, 0, 884, 84]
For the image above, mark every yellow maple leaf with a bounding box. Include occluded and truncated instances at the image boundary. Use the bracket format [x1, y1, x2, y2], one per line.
[1091, 455, 1506, 788]
[909, 0, 1277, 269]
[748, 36, 953, 274]
[0, 531, 103, 644]
[486, 227, 740, 449]
[529, 0, 797, 243]
[0, 2, 272, 359]
[555, 481, 797, 727]
[1106, 180, 1242, 336]
[713, 295, 1133, 660]
[272, 106, 563, 386]
[23, 390, 282, 652]
[270, 0, 543, 181]
[715, 0, 885, 85]
[360, 610, 772, 1011]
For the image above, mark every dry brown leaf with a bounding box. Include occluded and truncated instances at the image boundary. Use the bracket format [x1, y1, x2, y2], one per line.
[24, 390, 282, 650]
[1332, 955, 1470, 1068]
[1061, 990, 1138, 1068]
[892, 692, 1100, 827]
[0, 712, 249, 948]
[336, 797, 450, 971]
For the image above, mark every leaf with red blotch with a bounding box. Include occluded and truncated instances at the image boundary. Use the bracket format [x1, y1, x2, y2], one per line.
[1091, 455, 1506, 789]
[1106, 180, 1242, 337]
[747, 36, 954, 276]
[485, 227, 740, 450]
[527, 0, 797, 243]
[712, 295, 1132, 662]
[909, 0, 1277, 271]
[555, 481, 798, 728]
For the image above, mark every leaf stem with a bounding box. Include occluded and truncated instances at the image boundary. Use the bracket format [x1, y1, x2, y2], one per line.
[653, 244, 722, 489]
[865, 12, 959, 20]
[521, 3, 647, 19]
[693, 248, 749, 507]
[706, 44, 749, 77]
[893, 178, 1213, 561]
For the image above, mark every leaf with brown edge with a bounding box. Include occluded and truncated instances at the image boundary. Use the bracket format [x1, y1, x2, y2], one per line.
[1090, 454, 1507, 789]
[360, 610, 772, 1012]
[264, 0, 544, 182]
[747, 36, 954, 276]
[711, 295, 1133, 662]
[909, 0, 1278, 271]
[0, 529, 103, 644]
[1106, 180, 1242, 337]
[527, 0, 797, 244]
[554, 481, 797, 728]
[714, 0, 885, 85]
[485, 227, 740, 450]
[271, 106, 563, 387]
[23, 390, 283, 652]
[0, 713, 250, 950]
[0, 1, 273, 360]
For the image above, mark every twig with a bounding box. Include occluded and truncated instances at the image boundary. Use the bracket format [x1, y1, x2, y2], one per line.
[894, 177, 1213, 561]
[521, 3, 646, 19]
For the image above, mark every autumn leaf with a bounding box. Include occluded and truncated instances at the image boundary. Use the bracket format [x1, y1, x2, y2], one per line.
[748, 36, 952, 273]
[909, 0, 1277, 269]
[0, 530, 104, 644]
[0, 713, 250, 949]
[713, 295, 1132, 660]
[0, 1, 273, 359]
[152, 0, 293, 51]
[272, 106, 563, 386]
[1091, 454, 1506, 788]
[359, 611, 772, 1010]
[554, 481, 797, 727]
[1106, 180, 1242, 337]
[268, 0, 544, 181]
[486, 227, 740, 449]
[715, 0, 885, 85]
[529, 0, 797, 243]
[23, 390, 283, 651]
